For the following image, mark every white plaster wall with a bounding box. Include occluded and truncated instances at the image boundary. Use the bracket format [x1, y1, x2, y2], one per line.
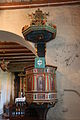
[46, 5, 80, 120]
[0, 5, 80, 119]
[0, 69, 14, 114]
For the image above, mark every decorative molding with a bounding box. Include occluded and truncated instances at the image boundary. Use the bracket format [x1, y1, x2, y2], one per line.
[0, 0, 80, 10]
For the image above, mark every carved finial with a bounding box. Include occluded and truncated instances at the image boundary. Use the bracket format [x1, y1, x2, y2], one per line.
[28, 8, 49, 25]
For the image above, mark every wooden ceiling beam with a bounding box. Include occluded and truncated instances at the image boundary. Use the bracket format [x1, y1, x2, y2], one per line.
[0, 52, 35, 56]
[0, 46, 28, 49]
[0, 49, 31, 52]
[0, 50, 33, 54]
[0, 42, 36, 72]
[9, 61, 34, 65]
[0, 42, 21, 45]
[0, 56, 35, 59]
[9, 59, 35, 62]
[0, 57, 35, 61]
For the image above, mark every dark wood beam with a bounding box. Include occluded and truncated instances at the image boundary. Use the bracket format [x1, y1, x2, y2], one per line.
[0, 49, 31, 52]
[0, 42, 21, 45]
[0, 57, 35, 61]
[9, 61, 34, 65]
[0, 56, 35, 59]
[0, 46, 28, 49]
[0, 42, 36, 72]
[0, 52, 35, 56]
[0, 50, 32, 54]
[9, 59, 35, 62]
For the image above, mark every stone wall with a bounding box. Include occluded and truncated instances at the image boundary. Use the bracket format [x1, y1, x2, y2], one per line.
[46, 5, 80, 120]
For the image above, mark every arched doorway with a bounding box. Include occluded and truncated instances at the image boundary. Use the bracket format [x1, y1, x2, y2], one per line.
[0, 30, 36, 114]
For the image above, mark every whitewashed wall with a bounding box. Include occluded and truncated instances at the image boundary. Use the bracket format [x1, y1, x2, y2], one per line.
[46, 5, 80, 120]
[0, 69, 14, 114]
[0, 5, 80, 119]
